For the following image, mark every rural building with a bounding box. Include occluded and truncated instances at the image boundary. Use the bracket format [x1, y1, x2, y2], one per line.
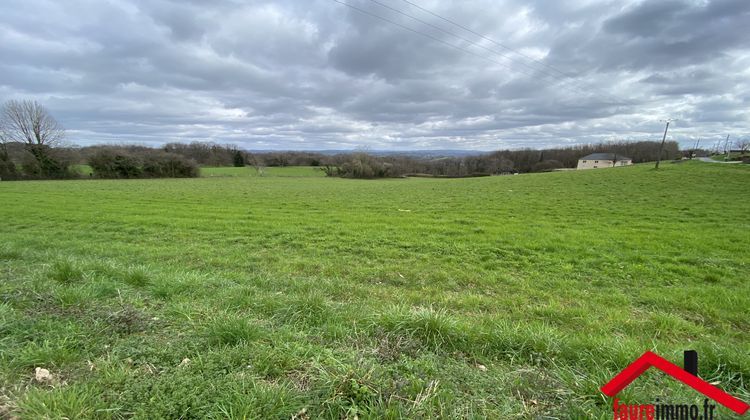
[577, 153, 633, 170]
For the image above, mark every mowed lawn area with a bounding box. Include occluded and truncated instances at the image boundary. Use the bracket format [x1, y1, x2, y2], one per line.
[0, 162, 748, 418]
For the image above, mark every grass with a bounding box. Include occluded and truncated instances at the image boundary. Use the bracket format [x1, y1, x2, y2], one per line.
[72, 164, 93, 176]
[0, 162, 748, 418]
[200, 165, 326, 177]
[710, 153, 748, 162]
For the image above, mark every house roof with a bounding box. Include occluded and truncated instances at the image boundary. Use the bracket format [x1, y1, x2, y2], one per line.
[601, 351, 749, 415]
[579, 153, 631, 161]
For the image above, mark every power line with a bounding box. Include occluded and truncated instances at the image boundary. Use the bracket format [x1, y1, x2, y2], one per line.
[332, 0, 697, 145]
[398, 0, 575, 80]
[364, 0, 573, 86]
[391, 0, 626, 105]
[331, 0, 552, 80]
[332, 0, 622, 105]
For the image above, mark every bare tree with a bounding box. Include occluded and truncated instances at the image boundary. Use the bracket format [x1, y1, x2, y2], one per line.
[1, 100, 64, 146]
[253, 158, 265, 177]
[735, 138, 750, 154]
[1, 100, 66, 177]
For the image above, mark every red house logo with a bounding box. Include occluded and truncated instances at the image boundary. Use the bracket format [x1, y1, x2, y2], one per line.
[601, 350, 749, 415]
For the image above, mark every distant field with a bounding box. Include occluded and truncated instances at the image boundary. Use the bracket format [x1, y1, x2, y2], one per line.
[72, 164, 93, 176]
[0, 162, 748, 418]
[711, 153, 748, 162]
[201, 165, 325, 177]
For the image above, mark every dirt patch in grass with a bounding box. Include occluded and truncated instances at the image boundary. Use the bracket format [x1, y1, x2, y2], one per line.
[509, 367, 569, 416]
[21, 295, 156, 336]
[105, 306, 154, 335]
[372, 333, 422, 362]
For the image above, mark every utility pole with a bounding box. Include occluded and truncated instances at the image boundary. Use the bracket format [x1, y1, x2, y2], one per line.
[655, 119, 676, 169]
[724, 134, 731, 161]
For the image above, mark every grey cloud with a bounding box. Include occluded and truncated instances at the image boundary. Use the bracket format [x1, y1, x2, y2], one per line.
[0, 0, 748, 150]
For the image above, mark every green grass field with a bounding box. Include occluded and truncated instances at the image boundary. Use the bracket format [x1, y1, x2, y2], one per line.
[200, 166, 326, 178]
[71, 164, 94, 177]
[1, 162, 748, 418]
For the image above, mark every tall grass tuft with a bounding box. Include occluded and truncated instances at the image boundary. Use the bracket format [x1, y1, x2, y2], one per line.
[274, 292, 332, 326]
[205, 315, 265, 347]
[122, 265, 150, 287]
[214, 381, 300, 419]
[48, 259, 84, 284]
[17, 385, 106, 419]
[374, 305, 464, 350]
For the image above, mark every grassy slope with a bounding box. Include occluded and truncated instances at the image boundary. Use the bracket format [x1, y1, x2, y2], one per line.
[0, 162, 748, 418]
[710, 153, 749, 162]
[71, 164, 93, 176]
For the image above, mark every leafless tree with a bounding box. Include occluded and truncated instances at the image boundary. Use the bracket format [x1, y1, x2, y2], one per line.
[1, 100, 66, 177]
[253, 157, 265, 177]
[1, 100, 64, 146]
[735, 138, 750, 154]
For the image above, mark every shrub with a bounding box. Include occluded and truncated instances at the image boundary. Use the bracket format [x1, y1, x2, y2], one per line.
[335, 154, 402, 179]
[89, 149, 142, 179]
[88, 149, 198, 179]
[20, 154, 42, 178]
[0, 158, 19, 180]
[23, 145, 75, 179]
[322, 165, 339, 177]
[232, 150, 245, 167]
[142, 152, 198, 178]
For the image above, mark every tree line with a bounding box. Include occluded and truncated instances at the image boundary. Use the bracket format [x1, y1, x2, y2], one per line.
[92, 140, 680, 179]
[322, 140, 682, 178]
[2, 99, 687, 181]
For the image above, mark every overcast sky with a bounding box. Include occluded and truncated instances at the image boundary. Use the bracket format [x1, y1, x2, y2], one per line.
[1, 0, 748, 150]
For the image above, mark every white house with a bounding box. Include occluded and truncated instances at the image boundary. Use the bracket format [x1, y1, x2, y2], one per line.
[577, 153, 633, 170]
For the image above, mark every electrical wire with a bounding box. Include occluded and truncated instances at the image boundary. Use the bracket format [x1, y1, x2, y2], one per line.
[333, 0, 625, 105]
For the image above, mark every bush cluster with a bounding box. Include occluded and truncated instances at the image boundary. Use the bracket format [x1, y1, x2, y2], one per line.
[0, 157, 18, 180]
[89, 149, 198, 179]
[326, 154, 402, 179]
[1, 139, 686, 181]
[0, 143, 75, 180]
